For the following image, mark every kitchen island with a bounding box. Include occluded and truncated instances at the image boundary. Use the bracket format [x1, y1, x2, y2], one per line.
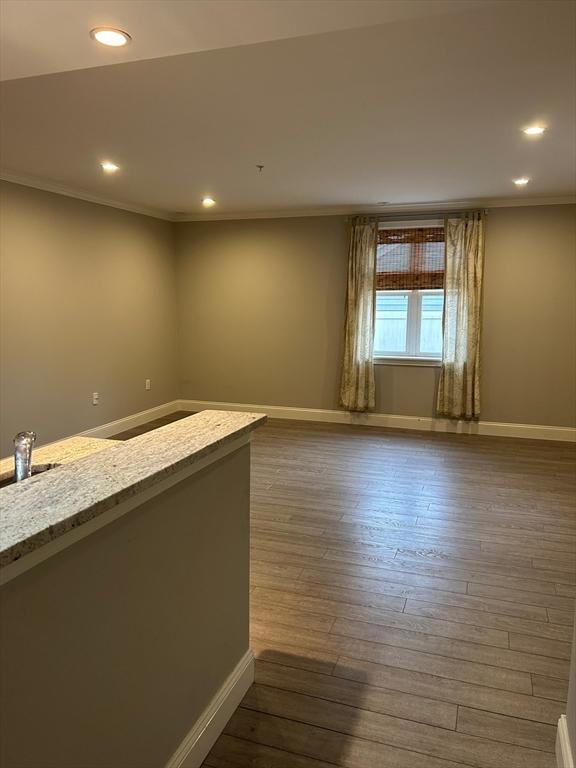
[0, 410, 265, 768]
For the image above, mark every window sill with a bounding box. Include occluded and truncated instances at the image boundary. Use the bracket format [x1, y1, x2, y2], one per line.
[374, 356, 441, 367]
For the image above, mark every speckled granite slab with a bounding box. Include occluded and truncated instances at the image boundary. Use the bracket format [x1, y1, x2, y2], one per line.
[0, 436, 119, 483]
[0, 410, 266, 569]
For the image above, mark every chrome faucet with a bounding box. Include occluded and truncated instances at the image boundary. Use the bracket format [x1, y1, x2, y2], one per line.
[14, 431, 36, 482]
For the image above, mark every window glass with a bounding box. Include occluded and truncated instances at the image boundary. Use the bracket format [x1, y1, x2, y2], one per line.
[374, 290, 443, 358]
[375, 293, 408, 354]
[419, 293, 444, 355]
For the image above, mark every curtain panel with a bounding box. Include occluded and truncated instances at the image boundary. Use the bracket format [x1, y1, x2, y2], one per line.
[340, 217, 377, 412]
[437, 212, 485, 420]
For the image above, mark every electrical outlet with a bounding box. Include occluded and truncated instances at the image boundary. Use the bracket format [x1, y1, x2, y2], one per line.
[145, 379, 151, 391]
[92, 392, 99, 406]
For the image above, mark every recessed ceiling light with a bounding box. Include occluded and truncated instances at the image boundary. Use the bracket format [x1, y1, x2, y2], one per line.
[513, 177, 530, 186]
[523, 125, 546, 136]
[201, 197, 216, 208]
[101, 160, 120, 173]
[90, 27, 131, 47]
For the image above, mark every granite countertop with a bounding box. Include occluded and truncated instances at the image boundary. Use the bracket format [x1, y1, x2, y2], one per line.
[0, 410, 266, 569]
[0, 436, 119, 483]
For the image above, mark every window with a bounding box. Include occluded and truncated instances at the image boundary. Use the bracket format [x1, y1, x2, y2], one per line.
[374, 224, 445, 360]
[375, 289, 444, 358]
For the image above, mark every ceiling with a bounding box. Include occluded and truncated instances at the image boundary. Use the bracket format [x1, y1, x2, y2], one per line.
[0, 0, 494, 82]
[0, 0, 574, 220]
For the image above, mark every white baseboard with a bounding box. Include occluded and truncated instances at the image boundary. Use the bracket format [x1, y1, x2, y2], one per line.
[78, 400, 181, 439]
[74, 398, 575, 443]
[557, 715, 575, 768]
[179, 399, 576, 442]
[165, 650, 254, 768]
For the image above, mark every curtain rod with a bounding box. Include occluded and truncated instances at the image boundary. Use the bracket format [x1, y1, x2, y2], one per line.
[347, 208, 488, 223]
[379, 208, 488, 221]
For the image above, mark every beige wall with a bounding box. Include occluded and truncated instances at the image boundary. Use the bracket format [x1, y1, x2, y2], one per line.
[177, 205, 576, 427]
[1, 182, 574, 445]
[0, 445, 251, 767]
[482, 205, 576, 427]
[177, 216, 349, 410]
[0, 182, 179, 456]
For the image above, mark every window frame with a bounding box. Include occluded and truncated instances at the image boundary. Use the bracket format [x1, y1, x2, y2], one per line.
[373, 219, 445, 366]
[374, 289, 444, 364]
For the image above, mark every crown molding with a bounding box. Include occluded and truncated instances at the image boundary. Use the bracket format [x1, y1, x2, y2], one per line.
[0, 170, 174, 221]
[173, 195, 576, 221]
[1, 170, 574, 223]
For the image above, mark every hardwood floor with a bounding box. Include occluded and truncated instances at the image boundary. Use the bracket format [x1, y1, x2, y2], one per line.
[118, 413, 576, 766]
[206, 419, 575, 768]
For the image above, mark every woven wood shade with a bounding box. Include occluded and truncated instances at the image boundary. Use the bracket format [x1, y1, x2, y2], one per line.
[376, 227, 445, 290]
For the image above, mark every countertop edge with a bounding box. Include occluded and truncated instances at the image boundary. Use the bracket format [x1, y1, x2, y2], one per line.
[0, 411, 266, 570]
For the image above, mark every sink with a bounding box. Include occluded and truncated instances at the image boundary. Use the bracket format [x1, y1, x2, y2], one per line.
[0, 463, 60, 488]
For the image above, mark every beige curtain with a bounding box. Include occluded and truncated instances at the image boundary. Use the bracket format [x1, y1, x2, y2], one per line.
[340, 217, 377, 411]
[437, 212, 485, 420]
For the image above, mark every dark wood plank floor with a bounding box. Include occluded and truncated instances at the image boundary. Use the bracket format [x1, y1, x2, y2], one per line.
[210, 419, 575, 768]
[118, 413, 576, 767]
